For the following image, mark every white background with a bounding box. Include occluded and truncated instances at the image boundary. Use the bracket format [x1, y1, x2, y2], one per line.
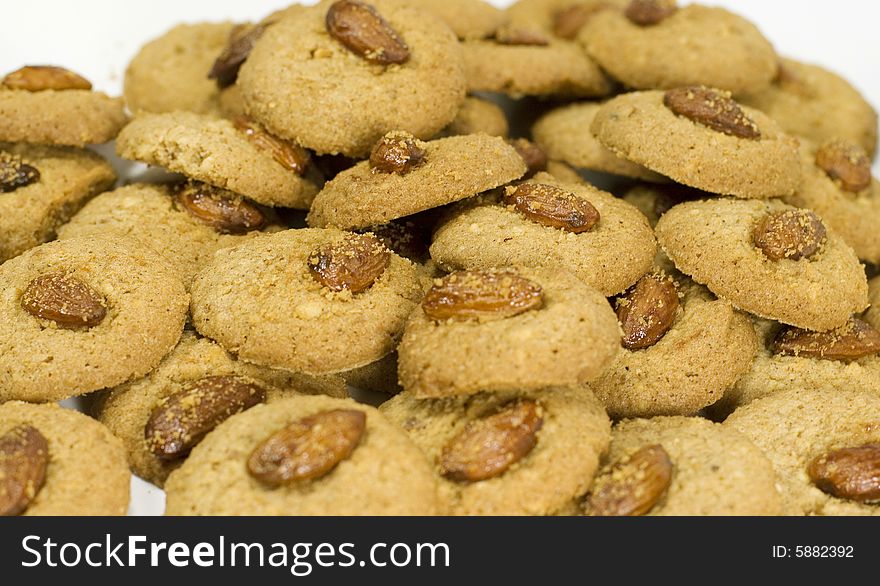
[2, 1, 878, 515]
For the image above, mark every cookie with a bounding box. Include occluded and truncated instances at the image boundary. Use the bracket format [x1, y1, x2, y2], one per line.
[575, 416, 781, 516]
[0, 66, 127, 146]
[504, 0, 626, 41]
[57, 182, 284, 288]
[406, 0, 504, 40]
[307, 132, 526, 230]
[116, 112, 321, 209]
[238, 0, 466, 156]
[0, 235, 188, 402]
[0, 143, 116, 262]
[123, 22, 236, 116]
[621, 182, 708, 229]
[439, 95, 509, 138]
[164, 395, 441, 515]
[580, 4, 777, 95]
[590, 271, 758, 418]
[591, 89, 802, 199]
[93, 330, 347, 487]
[532, 101, 667, 181]
[741, 58, 878, 158]
[0, 402, 129, 516]
[190, 228, 424, 375]
[380, 386, 611, 515]
[725, 387, 880, 515]
[430, 172, 656, 296]
[655, 198, 868, 331]
[397, 267, 621, 398]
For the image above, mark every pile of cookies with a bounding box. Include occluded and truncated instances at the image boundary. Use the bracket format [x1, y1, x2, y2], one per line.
[1, 0, 879, 516]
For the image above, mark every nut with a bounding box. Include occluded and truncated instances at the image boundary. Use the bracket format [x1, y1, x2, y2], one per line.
[247, 409, 366, 486]
[145, 375, 267, 460]
[2, 65, 92, 91]
[0, 151, 40, 193]
[772, 318, 880, 362]
[360, 219, 429, 263]
[503, 183, 600, 233]
[583, 444, 673, 516]
[233, 116, 310, 175]
[308, 233, 390, 293]
[325, 0, 410, 65]
[615, 273, 679, 350]
[439, 401, 543, 482]
[0, 425, 49, 516]
[815, 139, 872, 193]
[369, 131, 427, 174]
[807, 444, 880, 503]
[209, 22, 271, 88]
[508, 138, 548, 179]
[625, 0, 677, 25]
[553, 3, 614, 40]
[21, 272, 107, 329]
[175, 182, 267, 234]
[422, 269, 544, 322]
[663, 86, 761, 139]
[495, 26, 550, 46]
[753, 209, 826, 261]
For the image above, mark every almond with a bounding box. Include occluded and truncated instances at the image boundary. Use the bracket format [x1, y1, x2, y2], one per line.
[494, 26, 550, 46]
[625, 0, 677, 26]
[753, 209, 826, 261]
[808, 444, 880, 503]
[145, 376, 267, 460]
[616, 273, 679, 350]
[583, 444, 673, 516]
[21, 272, 107, 329]
[439, 401, 543, 482]
[2, 65, 92, 91]
[307, 233, 390, 293]
[503, 183, 600, 233]
[0, 425, 49, 516]
[815, 139, 872, 193]
[0, 151, 40, 193]
[664, 86, 761, 139]
[422, 269, 544, 322]
[233, 116, 310, 175]
[772, 318, 880, 361]
[369, 131, 427, 174]
[175, 182, 267, 234]
[553, 3, 614, 40]
[325, 0, 409, 65]
[508, 138, 548, 179]
[209, 21, 274, 88]
[247, 409, 366, 485]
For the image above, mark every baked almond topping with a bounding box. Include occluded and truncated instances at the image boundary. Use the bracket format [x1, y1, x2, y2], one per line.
[772, 318, 880, 361]
[422, 269, 544, 322]
[504, 183, 600, 233]
[753, 209, 826, 261]
[369, 131, 427, 174]
[0, 151, 40, 193]
[326, 0, 410, 65]
[616, 273, 679, 350]
[808, 444, 880, 503]
[625, 0, 678, 26]
[664, 86, 761, 139]
[2, 65, 92, 91]
[307, 233, 390, 293]
[233, 116, 311, 175]
[0, 425, 49, 517]
[175, 182, 267, 234]
[583, 444, 673, 516]
[21, 272, 107, 329]
[815, 139, 872, 193]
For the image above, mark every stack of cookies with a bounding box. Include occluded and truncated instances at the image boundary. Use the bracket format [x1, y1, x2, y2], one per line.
[1, 0, 878, 516]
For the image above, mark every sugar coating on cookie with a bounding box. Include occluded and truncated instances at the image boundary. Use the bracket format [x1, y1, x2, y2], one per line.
[0, 235, 188, 402]
[307, 133, 526, 230]
[93, 331, 347, 487]
[238, 0, 466, 156]
[655, 198, 868, 331]
[591, 274, 758, 418]
[116, 112, 321, 209]
[439, 95, 509, 138]
[0, 402, 130, 516]
[0, 143, 116, 262]
[430, 172, 656, 296]
[397, 267, 621, 398]
[380, 386, 610, 515]
[190, 228, 424, 375]
[580, 5, 777, 95]
[725, 387, 880, 516]
[406, 0, 505, 40]
[591, 90, 802, 199]
[164, 395, 441, 515]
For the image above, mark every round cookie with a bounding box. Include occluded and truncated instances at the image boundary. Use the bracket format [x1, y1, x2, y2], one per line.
[380, 386, 611, 515]
[580, 4, 777, 95]
[655, 198, 868, 331]
[740, 58, 878, 158]
[0, 402, 130, 516]
[439, 95, 509, 138]
[164, 395, 441, 515]
[591, 90, 802, 199]
[430, 172, 657, 296]
[238, 0, 466, 157]
[93, 330, 347, 487]
[576, 416, 781, 516]
[190, 228, 424, 375]
[504, 0, 627, 40]
[725, 387, 880, 516]
[123, 22, 236, 116]
[307, 133, 526, 230]
[0, 235, 188, 402]
[591, 272, 758, 418]
[0, 143, 116, 262]
[405, 0, 504, 40]
[116, 112, 321, 209]
[461, 39, 612, 98]
[397, 267, 621, 398]
[532, 101, 667, 181]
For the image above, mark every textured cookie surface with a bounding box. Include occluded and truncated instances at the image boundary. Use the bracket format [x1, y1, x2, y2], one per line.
[406, 0, 504, 39]
[164, 395, 441, 515]
[439, 96, 509, 137]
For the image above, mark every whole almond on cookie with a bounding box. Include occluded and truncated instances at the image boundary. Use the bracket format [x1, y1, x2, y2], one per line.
[664, 86, 760, 139]
[307, 233, 390, 293]
[752, 209, 826, 261]
[0, 425, 49, 516]
[21, 272, 107, 329]
[422, 269, 544, 322]
[325, 0, 410, 65]
[815, 139, 872, 193]
[624, 0, 678, 26]
[615, 273, 679, 350]
[583, 444, 673, 516]
[369, 131, 427, 174]
[2, 65, 92, 91]
[808, 444, 880, 503]
[0, 151, 40, 193]
[175, 182, 268, 234]
[772, 318, 880, 361]
[233, 116, 311, 175]
[503, 183, 600, 233]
